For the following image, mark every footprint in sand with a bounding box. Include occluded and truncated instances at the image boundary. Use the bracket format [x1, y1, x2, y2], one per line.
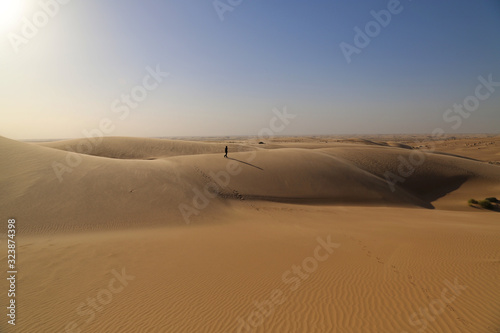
[456, 317, 471, 327]
[407, 275, 416, 286]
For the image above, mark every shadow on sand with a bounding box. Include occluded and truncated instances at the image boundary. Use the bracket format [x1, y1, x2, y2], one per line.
[227, 157, 264, 171]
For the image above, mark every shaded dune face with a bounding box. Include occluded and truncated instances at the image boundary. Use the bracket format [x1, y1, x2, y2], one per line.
[2, 136, 499, 233]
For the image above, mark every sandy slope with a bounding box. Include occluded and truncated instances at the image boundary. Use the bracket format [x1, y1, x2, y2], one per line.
[39, 136, 255, 160]
[4, 206, 499, 333]
[1, 135, 499, 332]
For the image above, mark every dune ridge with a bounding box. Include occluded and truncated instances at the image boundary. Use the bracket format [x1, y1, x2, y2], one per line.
[38, 136, 256, 160]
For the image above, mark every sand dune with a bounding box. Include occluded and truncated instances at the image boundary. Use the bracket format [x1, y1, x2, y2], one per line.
[3, 135, 499, 232]
[1, 135, 499, 332]
[3, 135, 499, 233]
[38, 136, 256, 159]
[8, 207, 500, 333]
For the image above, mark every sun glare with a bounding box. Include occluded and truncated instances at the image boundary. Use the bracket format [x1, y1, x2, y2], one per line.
[0, 0, 24, 32]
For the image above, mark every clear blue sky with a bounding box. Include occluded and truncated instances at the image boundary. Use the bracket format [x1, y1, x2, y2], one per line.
[1, 0, 499, 139]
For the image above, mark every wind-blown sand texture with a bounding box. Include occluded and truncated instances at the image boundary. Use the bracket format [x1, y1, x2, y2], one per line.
[1, 134, 499, 332]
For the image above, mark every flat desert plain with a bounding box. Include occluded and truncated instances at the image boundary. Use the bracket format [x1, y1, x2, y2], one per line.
[1, 134, 499, 333]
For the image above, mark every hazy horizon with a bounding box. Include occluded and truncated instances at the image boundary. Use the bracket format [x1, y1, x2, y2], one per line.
[1, 0, 499, 140]
[16, 132, 499, 143]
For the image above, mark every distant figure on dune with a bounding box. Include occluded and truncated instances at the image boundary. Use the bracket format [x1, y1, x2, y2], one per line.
[224, 146, 228, 158]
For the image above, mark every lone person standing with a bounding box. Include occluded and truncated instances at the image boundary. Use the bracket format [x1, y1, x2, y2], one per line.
[224, 146, 228, 158]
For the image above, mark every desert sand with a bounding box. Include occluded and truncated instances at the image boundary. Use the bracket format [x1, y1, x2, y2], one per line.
[1, 134, 499, 332]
